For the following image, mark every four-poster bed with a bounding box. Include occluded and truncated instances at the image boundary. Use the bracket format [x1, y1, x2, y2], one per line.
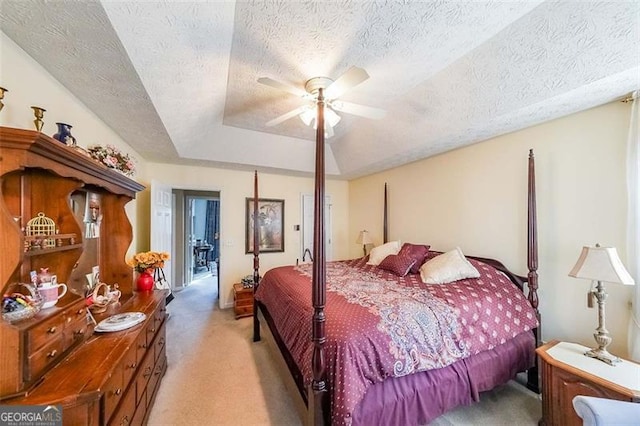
[250, 90, 540, 425]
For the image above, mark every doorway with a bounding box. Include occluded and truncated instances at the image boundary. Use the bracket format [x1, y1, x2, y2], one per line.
[173, 190, 221, 298]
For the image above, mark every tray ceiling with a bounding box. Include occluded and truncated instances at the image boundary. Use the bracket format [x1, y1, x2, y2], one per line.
[1, 1, 638, 179]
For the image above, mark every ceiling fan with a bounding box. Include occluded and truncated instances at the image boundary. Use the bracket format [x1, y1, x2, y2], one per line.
[258, 66, 386, 137]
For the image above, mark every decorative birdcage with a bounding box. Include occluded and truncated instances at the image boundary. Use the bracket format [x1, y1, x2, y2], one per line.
[25, 212, 56, 248]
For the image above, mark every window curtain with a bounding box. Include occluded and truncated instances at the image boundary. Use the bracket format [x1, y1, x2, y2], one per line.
[627, 91, 640, 361]
[204, 200, 220, 263]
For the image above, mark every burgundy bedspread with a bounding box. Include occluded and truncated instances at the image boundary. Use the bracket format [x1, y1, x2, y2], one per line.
[254, 258, 538, 425]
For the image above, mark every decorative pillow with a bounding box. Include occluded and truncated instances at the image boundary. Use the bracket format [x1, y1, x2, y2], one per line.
[366, 241, 401, 265]
[378, 254, 416, 277]
[419, 247, 480, 284]
[398, 243, 431, 274]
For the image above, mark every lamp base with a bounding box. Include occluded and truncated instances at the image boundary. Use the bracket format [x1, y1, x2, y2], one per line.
[584, 347, 621, 366]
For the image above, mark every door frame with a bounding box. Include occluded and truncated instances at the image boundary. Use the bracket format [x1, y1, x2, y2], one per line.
[173, 189, 221, 296]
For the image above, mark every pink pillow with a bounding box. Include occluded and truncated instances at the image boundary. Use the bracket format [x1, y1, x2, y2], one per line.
[398, 243, 431, 274]
[378, 254, 416, 277]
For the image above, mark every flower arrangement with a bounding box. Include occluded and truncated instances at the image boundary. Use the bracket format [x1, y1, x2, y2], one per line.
[87, 144, 136, 176]
[127, 251, 170, 273]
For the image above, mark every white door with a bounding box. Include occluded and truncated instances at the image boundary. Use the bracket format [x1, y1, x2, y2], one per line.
[184, 197, 196, 286]
[301, 194, 332, 262]
[150, 180, 173, 289]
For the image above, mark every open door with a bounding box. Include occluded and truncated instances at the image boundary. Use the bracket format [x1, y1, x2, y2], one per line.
[301, 194, 332, 262]
[150, 180, 173, 291]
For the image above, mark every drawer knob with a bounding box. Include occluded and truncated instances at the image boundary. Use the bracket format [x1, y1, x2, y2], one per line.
[114, 388, 122, 396]
[121, 415, 129, 425]
[143, 367, 152, 378]
[47, 350, 57, 358]
[139, 343, 147, 349]
[77, 309, 85, 315]
[74, 329, 85, 336]
[47, 326, 57, 334]
[148, 327, 156, 333]
[128, 362, 137, 369]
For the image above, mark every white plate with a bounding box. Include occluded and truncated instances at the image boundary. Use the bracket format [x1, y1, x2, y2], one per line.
[95, 312, 146, 332]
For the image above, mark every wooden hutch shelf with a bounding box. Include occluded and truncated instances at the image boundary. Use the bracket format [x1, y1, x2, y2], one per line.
[0, 127, 167, 425]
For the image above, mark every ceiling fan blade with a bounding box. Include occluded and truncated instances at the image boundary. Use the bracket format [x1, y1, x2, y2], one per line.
[325, 66, 370, 99]
[324, 122, 334, 138]
[265, 105, 309, 127]
[258, 77, 308, 98]
[331, 100, 386, 120]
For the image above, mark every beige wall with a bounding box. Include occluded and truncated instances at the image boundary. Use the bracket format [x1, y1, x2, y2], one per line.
[0, 32, 145, 254]
[141, 164, 349, 309]
[350, 101, 633, 356]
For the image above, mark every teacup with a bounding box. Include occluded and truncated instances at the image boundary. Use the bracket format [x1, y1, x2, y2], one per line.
[38, 283, 67, 309]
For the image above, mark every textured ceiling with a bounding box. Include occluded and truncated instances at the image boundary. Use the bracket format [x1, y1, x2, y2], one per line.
[1, 1, 638, 179]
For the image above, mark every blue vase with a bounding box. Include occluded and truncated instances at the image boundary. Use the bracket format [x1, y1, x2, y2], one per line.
[53, 122, 76, 146]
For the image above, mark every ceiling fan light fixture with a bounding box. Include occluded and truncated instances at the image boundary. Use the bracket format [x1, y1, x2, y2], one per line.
[299, 107, 315, 126]
[325, 107, 341, 127]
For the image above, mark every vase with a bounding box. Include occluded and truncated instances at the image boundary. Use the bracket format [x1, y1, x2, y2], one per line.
[53, 122, 77, 146]
[136, 269, 155, 292]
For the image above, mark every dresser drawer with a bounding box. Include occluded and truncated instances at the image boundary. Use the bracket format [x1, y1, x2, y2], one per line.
[122, 343, 138, 387]
[235, 291, 253, 302]
[148, 351, 166, 408]
[135, 352, 154, 406]
[103, 363, 125, 422]
[154, 326, 166, 363]
[66, 305, 88, 324]
[136, 327, 149, 362]
[27, 336, 64, 380]
[27, 313, 66, 353]
[63, 315, 89, 350]
[107, 386, 136, 426]
[234, 304, 253, 318]
[235, 297, 253, 308]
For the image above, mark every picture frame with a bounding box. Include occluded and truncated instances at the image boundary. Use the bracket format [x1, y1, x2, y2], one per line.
[245, 198, 285, 253]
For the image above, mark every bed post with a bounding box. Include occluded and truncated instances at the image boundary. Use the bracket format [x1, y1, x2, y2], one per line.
[308, 88, 328, 425]
[383, 183, 388, 244]
[527, 149, 541, 392]
[252, 171, 261, 342]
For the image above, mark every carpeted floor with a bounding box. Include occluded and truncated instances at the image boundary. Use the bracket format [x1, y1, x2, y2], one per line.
[148, 276, 541, 425]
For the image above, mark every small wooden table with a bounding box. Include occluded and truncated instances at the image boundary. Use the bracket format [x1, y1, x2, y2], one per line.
[233, 283, 253, 319]
[537, 340, 640, 426]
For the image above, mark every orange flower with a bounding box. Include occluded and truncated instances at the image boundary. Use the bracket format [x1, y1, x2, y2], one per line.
[127, 251, 170, 272]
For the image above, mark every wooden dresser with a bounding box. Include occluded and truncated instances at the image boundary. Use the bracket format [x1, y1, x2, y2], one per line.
[537, 340, 640, 426]
[233, 283, 253, 319]
[0, 127, 167, 424]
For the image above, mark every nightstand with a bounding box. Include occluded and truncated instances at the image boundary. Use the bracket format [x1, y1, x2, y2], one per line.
[536, 340, 640, 426]
[233, 283, 253, 319]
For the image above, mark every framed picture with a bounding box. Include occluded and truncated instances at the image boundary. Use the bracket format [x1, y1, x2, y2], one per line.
[245, 198, 285, 253]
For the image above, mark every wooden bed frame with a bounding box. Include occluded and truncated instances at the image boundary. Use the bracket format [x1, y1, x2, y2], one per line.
[251, 88, 541, 425]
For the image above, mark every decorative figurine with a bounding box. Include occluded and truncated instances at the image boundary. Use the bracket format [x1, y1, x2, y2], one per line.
[0, 87, 7, 112]
[31, 106, 46, 132]
[53, 122, 77, 146]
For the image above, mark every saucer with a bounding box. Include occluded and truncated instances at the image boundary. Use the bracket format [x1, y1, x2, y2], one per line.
[41, 300, 58, 309]
[95, 312, 146, 332]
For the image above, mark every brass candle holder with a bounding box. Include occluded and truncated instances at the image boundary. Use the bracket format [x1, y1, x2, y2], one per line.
[31, 106, 46, 132]
[0, 87, 7, 112]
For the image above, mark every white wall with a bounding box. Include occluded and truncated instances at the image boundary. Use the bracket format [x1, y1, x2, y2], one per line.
[0, 31, 146, 254]
[349, 101, 633, 356]
[141, 163, 350, 309]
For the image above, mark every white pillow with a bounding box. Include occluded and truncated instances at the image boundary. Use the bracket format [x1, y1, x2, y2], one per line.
[366, 241, 401, 265]
[419, 247, 480, 284]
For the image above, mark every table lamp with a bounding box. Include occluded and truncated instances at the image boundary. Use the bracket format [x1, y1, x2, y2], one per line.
[568, 244, 635, 365]
[356, 230, 373, 257]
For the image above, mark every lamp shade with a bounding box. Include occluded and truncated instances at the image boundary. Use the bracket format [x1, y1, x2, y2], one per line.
[356, 230, 373, 245]
[569, 245, 635, 285]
